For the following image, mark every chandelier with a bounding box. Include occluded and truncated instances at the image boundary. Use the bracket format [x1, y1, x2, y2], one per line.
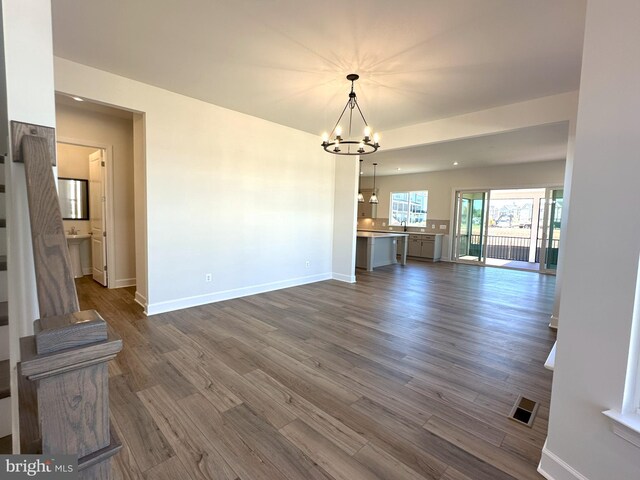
[321, 74, 379, 155]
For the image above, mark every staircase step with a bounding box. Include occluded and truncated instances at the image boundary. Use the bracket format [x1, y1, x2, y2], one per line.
[0, 302, 6, 327]
[0, 256, 5, 271]
[0, 360, 9, 400]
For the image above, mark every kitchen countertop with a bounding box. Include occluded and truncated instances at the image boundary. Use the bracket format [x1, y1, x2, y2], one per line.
[358, 229, 444, 236]
[356, 231, 409, 238]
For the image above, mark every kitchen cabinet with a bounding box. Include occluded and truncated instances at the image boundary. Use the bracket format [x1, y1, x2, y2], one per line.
[407, 234, 443, 262]
[357, 189, 378, 218]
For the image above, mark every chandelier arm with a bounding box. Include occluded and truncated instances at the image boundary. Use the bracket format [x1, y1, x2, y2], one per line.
[330, 99, 351, 137]
[353, 99, 370, 127]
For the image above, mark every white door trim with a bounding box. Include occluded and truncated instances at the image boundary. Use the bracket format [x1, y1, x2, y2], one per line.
[57, 137, 115, 288]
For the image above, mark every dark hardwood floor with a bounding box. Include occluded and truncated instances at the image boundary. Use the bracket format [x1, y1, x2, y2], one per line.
[76, 260, 556, 480]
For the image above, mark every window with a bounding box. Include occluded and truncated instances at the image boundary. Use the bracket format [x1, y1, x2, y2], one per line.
[389, 191, 428, 227]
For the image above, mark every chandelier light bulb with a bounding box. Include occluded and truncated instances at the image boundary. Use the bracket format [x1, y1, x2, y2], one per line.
[335, 126, 342, 137]
[364, 126, 372, 138]
[373, 133, 380, 144]
[321, 132, 329, 143]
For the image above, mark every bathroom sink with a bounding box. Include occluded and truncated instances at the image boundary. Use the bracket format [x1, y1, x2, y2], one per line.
[66, 233, 92, 241]
[65, 233, 92, 278]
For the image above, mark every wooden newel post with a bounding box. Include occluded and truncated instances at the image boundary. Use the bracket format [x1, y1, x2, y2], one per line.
[18, 310, 123, 479]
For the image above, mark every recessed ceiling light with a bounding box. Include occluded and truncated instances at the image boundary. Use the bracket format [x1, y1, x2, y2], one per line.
[396, 168, 402, 171]
[453, 162, 459, 166]
[71, 96, 84, 102]
[360, 171, 364, 175]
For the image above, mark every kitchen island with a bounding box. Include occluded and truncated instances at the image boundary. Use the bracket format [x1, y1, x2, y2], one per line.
[356, 231, 409, 271]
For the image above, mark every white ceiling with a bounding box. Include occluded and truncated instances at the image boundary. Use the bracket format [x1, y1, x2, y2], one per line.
[364, 122, 570, 176]
[51, 0, 586, 137]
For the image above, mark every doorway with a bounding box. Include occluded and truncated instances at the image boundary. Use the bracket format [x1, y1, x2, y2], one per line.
[453, 190, 489, 264]
[453, 187, 563, 273]
[57, 141, 112, 286]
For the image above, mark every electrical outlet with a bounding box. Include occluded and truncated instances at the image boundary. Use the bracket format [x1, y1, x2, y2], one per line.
[205, 273, 212, 282]
[305, 260, 310, 268]
[382, 222, 386, 226]
[420, 228, 425, 232]
[440, 224, 447, 230]
[431, 224, 436, 229]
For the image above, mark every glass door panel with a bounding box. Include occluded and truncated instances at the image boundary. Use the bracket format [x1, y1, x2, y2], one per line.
[538, 188, 563, 272]
[545, 189, 563, 271]
[454, 190, 489, 263]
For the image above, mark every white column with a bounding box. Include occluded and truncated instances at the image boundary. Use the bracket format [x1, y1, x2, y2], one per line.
[549, 116, 577, 329]
[332, 155, 358, 282]
[541, 1, 640, 478]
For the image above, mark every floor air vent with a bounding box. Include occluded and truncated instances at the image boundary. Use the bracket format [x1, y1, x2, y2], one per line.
[509, 395, 539, 427]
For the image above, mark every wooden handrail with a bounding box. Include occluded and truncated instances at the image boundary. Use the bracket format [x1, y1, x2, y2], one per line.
[11, 121, 122, 479]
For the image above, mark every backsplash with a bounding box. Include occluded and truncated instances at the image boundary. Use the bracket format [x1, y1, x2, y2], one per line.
[357, 217, 450, 235]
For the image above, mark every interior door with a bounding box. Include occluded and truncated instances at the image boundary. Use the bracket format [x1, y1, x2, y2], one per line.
[539, 188, 564, 273]
[89, 150, 108, 286]
[454, 190, 489, 263]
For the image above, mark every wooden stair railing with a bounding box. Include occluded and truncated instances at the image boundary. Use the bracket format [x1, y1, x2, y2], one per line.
[11, 122, 123, 479]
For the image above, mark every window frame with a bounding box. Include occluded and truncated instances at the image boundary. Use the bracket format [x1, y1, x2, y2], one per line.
[389, 190, 428, 227]
[603, 253, 640, 447]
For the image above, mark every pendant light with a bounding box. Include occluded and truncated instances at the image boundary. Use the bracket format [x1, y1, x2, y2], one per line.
[357, 159, 365, 203]
[369, 163, 379, 204]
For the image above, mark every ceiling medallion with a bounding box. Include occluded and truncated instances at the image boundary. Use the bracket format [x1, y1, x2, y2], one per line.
[321, 74, 379, 156]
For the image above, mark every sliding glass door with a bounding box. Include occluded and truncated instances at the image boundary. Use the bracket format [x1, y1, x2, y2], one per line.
[537, 188, 563, 273]
[454, 190, 489, 264]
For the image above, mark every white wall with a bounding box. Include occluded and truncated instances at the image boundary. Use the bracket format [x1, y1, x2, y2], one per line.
[56, 104, 137, 287]
[2, 0, 57, 450]
[540, 1, 640, 479]
[133, 114, 148, 306]
[54, 58, 339, 315]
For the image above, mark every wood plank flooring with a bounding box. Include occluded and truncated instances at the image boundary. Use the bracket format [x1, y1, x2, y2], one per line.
[76, 261, 556, 480]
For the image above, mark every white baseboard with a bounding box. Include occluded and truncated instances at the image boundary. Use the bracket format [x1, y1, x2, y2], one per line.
[82, 266, 92, 276]
[549, 314, 559, 330]
[134, 291, 147, 312]
[0, 397, 12, 438]
[332, 273, 356, 283]
[112, 278, 136, 289]
[146, 273, 332, 316]
[538, 442, 590, 480]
